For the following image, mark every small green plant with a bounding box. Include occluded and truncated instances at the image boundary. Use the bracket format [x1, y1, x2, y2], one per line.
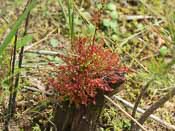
[32, 123, 41, 131]
[102, 2, 118, 34]
[100, 107, 131, 131]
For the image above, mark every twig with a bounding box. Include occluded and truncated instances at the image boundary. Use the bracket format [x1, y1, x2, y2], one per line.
[131, 78, 153, 130]
[73, 3, 91, 25]
[21, 63, 49, 68]
[135, 87, 175, 130]
[24, 50, 77, 57]
[124, 15, 153, 21]
[113, 95, 175, 130]
[4, 32, 18, 131]
[22, 86, 53, 96]
[24, 29, 56, 51]
[57, 0, 67, 24]
[104, 95, 147, 131]
[140, 53, 159, 61]
[25, 50, 62, 56]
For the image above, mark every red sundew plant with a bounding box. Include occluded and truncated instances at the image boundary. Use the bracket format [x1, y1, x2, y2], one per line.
[48, 37, 127, 106]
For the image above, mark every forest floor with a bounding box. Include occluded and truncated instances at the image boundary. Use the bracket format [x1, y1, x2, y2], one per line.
[0, 0, 175, 131]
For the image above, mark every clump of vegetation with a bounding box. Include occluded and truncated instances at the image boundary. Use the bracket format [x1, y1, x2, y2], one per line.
[48, 37, 127, 106]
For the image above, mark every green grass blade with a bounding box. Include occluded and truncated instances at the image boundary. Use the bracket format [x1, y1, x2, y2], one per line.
[0, 0, 37, 61]
[68, 0, 74, 43]
[57, 0, 67, 24]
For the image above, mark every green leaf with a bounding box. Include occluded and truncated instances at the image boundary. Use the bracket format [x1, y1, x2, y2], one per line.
[159, 46, 169, 56]
[74, 16, 82, 25]
[87, 24, 95, 34]
[107, 3, 116, 11]
[0, 0, 37, 62]
[96, 3, 102, 9]
[138, 23, 144, 28]
[110, 21, 117, 28]
[50, 38, 59, 48]
[103, 19, 111, 27]
[17, 35, 33, 49]
[110, 11, 118, 19]
[47, 56, 55, 61]
[112, 34, 119, 41]
[54, 57, 62, 64]
[68, 0, 74, 42]
[109, 20, 118, 32]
